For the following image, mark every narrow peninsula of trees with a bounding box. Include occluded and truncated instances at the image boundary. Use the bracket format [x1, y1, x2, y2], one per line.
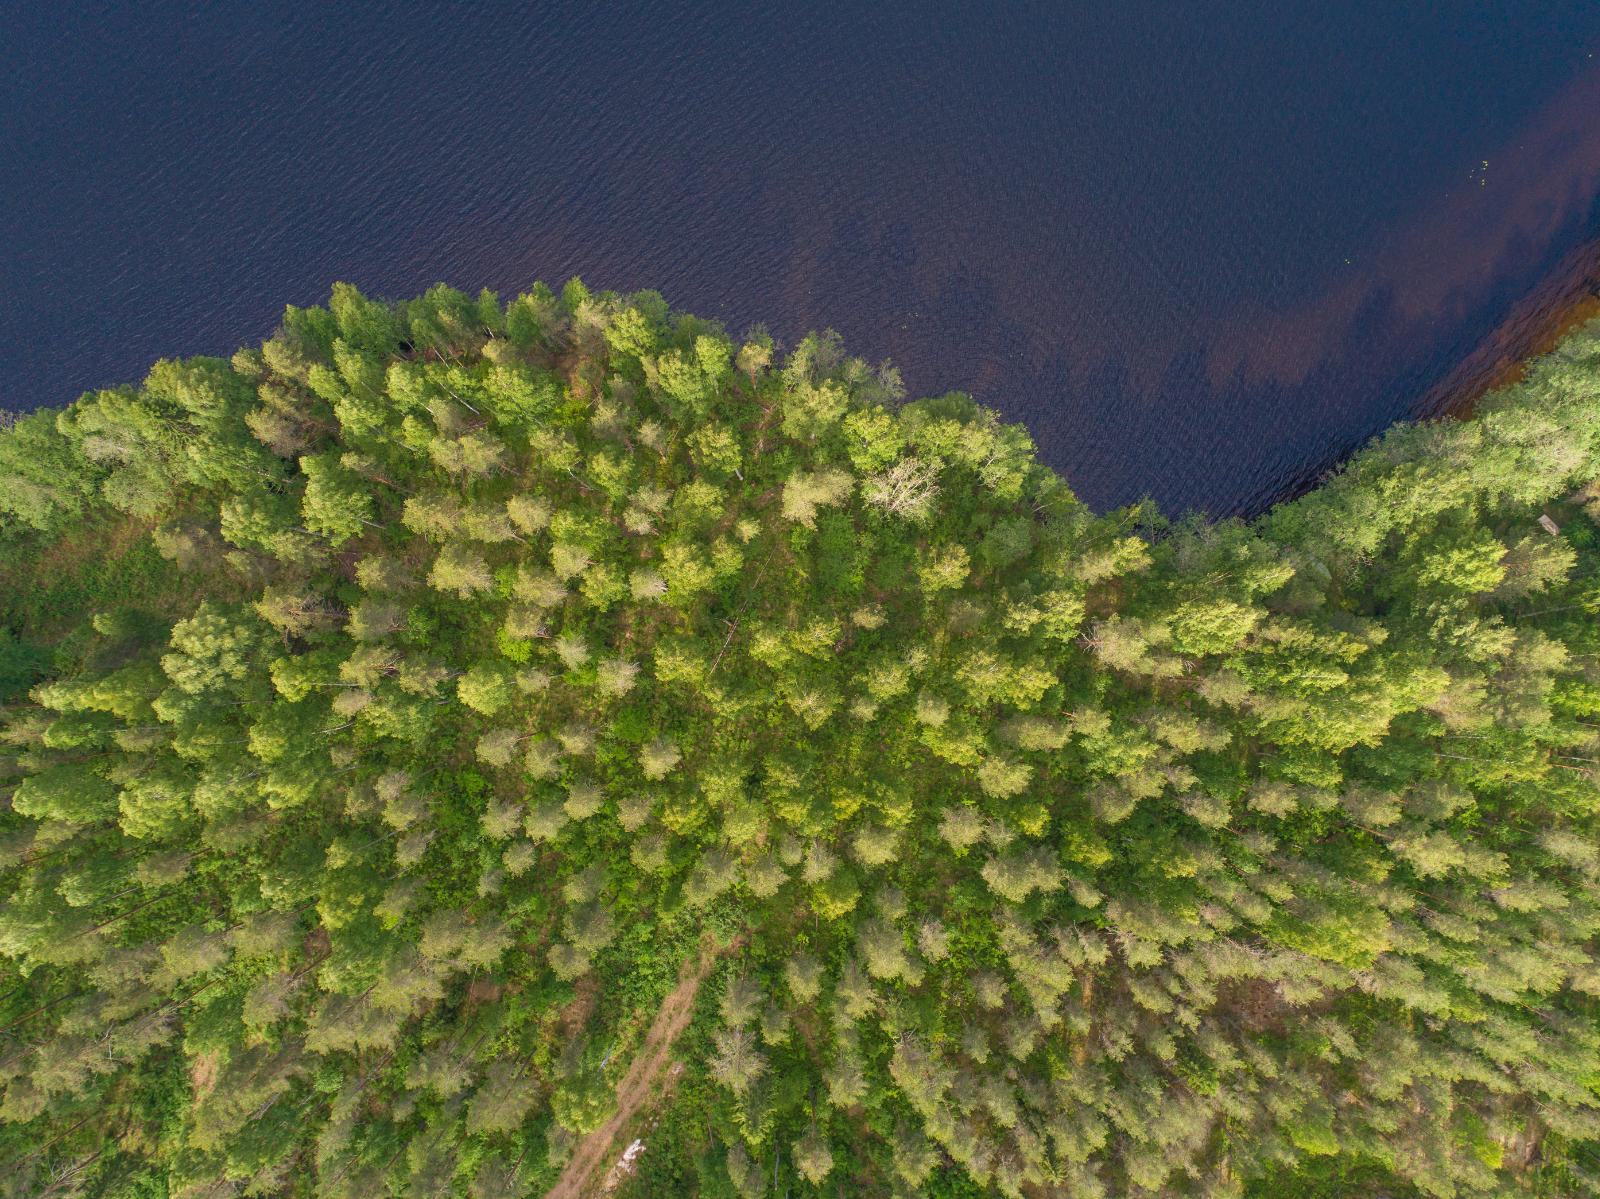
[2, 282, 1600, 1198]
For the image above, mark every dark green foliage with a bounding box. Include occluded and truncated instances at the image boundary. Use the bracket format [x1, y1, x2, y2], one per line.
[3, 287, 1600, 1198]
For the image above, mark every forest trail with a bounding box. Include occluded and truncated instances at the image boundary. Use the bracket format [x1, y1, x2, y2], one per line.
[544, 937, 735, 1199]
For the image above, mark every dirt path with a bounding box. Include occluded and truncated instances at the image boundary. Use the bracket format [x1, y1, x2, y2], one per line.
[544, 938, 734, 1199]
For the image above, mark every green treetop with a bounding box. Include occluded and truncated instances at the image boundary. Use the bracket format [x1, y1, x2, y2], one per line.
[2, 285, 1600, 1198]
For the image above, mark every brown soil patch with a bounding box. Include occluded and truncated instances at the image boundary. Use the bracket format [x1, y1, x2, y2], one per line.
[1218, 977, 1291, 1035]
[189, 1051, 221, 1101]
[544, 936, 739, 1199]
[557, 971, 600, 1040]
[23, 516, 152, 628]
[32, 512, 148, 576]
[302, 926, 332, 960]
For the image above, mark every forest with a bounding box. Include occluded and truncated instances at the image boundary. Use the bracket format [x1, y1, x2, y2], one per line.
[2, 281, 1600, 1198]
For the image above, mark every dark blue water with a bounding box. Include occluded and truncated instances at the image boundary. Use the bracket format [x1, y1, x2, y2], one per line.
[6, 3, 1600, 514]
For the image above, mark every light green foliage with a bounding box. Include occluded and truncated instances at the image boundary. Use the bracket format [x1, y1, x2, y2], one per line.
[781, 468, 853, 528]
[3, 291, 1600, 1199]
[162, 602, 266, 693]
[298, 451, 374, 545]
[457, 662, 515, 715]
[686, 422, 743, 479]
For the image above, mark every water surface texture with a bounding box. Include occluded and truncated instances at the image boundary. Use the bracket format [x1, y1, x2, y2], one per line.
[6, 2, 1600, 513]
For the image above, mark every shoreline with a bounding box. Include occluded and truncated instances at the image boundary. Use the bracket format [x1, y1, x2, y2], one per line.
[1415, 232, 1600, 422]
[1238, 233, 1600, 519]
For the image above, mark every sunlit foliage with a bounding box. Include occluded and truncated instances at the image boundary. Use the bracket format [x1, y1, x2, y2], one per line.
[3, 286, 1600, 1197]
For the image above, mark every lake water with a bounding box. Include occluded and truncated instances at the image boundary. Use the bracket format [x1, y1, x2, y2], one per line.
[6, 2, 1600, 514]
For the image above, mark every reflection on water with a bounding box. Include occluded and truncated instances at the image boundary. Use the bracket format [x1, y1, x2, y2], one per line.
[1211, 64, 1600, 393]
[3, 3, 1600, 514]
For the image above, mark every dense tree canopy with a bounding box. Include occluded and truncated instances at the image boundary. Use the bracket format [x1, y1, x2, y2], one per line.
[3, 282, 1600, 1198]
